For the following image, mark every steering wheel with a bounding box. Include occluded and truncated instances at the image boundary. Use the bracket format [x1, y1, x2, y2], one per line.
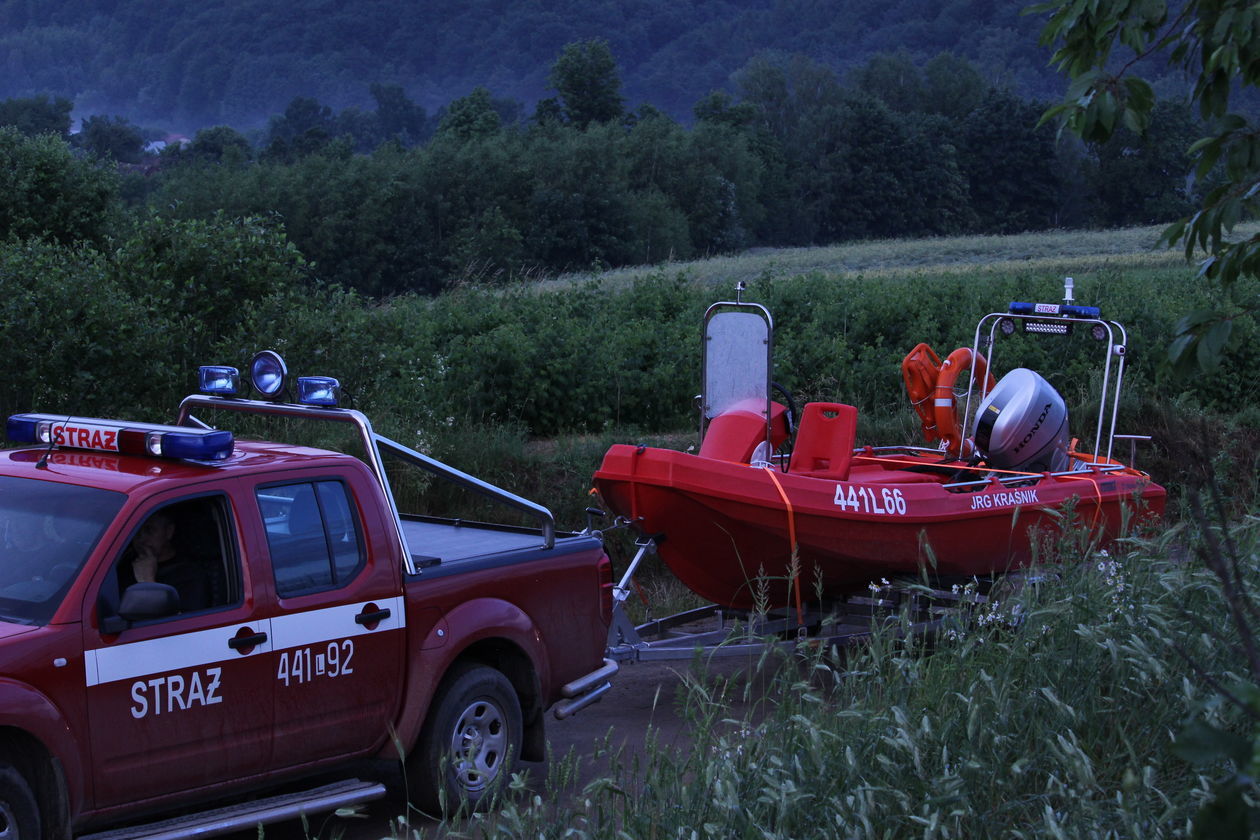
[771, 381, 798, 437]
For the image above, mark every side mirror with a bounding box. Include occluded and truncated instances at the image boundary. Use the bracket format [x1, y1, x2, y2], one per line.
[117, 582, 180, 623]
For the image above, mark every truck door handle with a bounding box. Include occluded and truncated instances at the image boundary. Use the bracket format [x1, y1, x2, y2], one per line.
[355, 608, 391, 626]
[229, 632, 268, 650]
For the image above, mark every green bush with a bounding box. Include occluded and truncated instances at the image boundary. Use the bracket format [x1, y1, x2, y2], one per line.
[0, 126, 119, 246]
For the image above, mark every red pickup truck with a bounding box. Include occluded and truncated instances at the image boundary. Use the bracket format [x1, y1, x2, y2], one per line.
[0, 353, 616, 839]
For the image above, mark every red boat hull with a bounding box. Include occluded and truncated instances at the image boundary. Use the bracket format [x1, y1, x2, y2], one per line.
[594, 444, 1165, 609]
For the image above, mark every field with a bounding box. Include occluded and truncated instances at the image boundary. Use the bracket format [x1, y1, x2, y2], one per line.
[541, 223, 1212, 290]
[384, 226, 1260, 839]
[9, 222, 1259, 837]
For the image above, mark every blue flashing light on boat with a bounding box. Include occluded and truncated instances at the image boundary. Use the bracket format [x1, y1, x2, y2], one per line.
[199, 366, 241, 396]
[297, 376, 341, 407]
[1009, 301, 1101, 320]
[6, 414, 234, 461]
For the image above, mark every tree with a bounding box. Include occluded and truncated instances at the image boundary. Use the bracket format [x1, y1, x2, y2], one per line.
[693, 90, 758, 130]
[1088, 99, 1201, 227]
[849, 51, 925, 114]
[548, 39, 624, 130]
[437, 87, 502, 141]
[371, 82, 428, 147]
[185, 125, 253, 165]
[0, 94, 72, 137]
[75, 115, 146, 164]
[264, 97, 335, 160]
[953, 90, 1061, 233]
[0, 127, 118, 245]
[921, 53, 987, 120]
[1033, 0, 1260, 374]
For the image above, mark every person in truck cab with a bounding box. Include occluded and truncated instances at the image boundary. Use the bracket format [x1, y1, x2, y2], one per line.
[118, 509, 223, 612]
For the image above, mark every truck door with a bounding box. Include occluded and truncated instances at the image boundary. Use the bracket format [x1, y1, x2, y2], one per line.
[255, 476, 404, 767]
[82, 492, 274, 807]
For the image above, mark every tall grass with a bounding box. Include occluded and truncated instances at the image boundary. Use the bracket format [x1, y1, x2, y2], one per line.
[403, 512, 1258, 839]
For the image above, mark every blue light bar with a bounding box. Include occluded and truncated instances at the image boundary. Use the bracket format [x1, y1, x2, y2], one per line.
[153, 428, 235, 460]
[297, 376, 341, 406]
[1009, 301, 1101, 319]
[6, 414, 234, 461]
[6, 415, 40, 444]
[199, 366, 241, 396]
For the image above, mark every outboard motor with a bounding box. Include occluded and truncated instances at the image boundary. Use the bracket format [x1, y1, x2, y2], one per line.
[972, 368, 1070, 473]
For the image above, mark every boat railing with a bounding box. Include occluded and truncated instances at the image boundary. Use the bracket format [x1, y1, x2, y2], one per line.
[848, 444, 1132, 490]
[941, 463, 1127, 491]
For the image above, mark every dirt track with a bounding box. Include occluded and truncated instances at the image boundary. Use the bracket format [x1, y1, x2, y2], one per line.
[227, 655, 767, 839]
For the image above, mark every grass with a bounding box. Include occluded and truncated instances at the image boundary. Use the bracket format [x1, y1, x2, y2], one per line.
[396, 508, 1258, 839]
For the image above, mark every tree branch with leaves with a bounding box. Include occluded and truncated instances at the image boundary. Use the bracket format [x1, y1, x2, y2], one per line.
[1031, 0, 1260, 375]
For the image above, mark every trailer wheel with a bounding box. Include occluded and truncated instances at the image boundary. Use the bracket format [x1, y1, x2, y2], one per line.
[0, 765, 40, 840]
[410, 663, 522, 816]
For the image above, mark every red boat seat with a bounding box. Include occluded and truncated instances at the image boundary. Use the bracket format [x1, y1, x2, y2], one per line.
[789, 402, 858, 480]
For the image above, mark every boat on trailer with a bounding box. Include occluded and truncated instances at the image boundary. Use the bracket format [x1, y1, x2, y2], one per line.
[594, 278, 1166, 611]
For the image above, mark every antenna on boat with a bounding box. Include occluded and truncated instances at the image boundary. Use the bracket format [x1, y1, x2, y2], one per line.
[735, 280, 747, 304]
[1063, 276, 1074, 304]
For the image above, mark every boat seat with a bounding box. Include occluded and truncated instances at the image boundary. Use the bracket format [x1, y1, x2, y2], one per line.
[788, 402, 858, 480]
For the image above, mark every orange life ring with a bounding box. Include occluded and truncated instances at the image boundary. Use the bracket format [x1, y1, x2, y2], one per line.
[901, 343, 942, 444]
[934, 347, 996, 458]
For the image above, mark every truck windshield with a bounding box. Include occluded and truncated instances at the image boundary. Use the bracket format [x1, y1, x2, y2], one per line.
[0, 477, 125, 625]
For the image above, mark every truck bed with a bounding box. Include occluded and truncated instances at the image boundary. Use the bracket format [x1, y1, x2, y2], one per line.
[400, 514, 598, 577]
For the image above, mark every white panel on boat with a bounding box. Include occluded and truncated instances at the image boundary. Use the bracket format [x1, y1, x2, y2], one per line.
[703, 310, 770, 419]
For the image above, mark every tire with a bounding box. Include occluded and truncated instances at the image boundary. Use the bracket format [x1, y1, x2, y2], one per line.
[409, 663, 522, 816]
[0, 766, 40, 840]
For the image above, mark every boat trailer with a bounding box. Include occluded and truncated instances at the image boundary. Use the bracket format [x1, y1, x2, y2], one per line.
[605, 534, 991, 663]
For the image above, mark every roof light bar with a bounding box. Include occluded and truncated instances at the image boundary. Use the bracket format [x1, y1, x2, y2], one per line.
[6, 414, 234, 461]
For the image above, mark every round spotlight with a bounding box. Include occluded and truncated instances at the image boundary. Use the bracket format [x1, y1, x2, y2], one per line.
[250, 351, 288, 399]
[1090, 323, 1108, 341]
[999, 317, 1017, 336]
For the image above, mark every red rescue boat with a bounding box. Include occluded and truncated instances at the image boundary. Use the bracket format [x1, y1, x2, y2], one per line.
[594, 280, 1165, 609]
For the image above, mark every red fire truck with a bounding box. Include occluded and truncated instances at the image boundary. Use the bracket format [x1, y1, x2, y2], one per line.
[0, 352, 616, 839]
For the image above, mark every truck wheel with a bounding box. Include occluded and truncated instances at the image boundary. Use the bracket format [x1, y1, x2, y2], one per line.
[410, 663, 522, 816]
[0, 766, 40, 840]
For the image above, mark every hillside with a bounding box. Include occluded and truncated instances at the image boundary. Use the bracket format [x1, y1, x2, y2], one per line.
[0, 0, 1061, 131]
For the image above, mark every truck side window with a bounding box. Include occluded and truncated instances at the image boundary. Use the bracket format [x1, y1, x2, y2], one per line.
[106, 496, 239, 619]
[257, 480, 366, 598]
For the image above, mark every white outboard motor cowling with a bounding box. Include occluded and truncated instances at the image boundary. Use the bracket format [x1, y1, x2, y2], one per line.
[972, 368, 1070, 473]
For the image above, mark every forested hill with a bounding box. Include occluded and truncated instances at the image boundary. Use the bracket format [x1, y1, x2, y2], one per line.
[1, 0, 1055, 131]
